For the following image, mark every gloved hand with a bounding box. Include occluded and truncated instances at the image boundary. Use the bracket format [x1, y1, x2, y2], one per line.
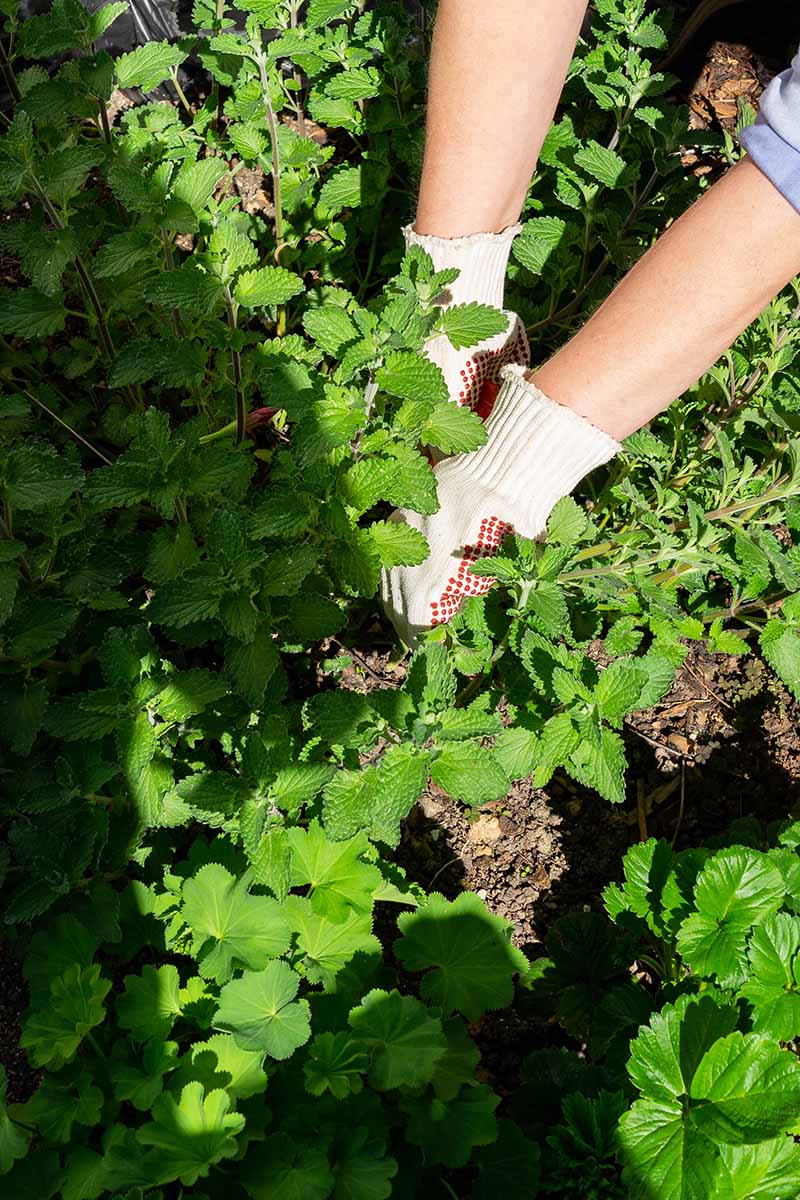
[381, 364, 622, 647]
[402, 222, 529, 423]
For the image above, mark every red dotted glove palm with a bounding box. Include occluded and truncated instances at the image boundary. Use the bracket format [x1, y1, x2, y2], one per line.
[381, 365, 621, 647]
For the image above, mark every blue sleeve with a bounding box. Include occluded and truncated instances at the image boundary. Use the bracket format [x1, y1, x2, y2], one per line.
[739, 48, 800, 214]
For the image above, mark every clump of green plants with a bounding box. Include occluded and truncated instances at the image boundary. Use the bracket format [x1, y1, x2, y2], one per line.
[518, 819, 800, 1199]
[2, 0, 800, 1197]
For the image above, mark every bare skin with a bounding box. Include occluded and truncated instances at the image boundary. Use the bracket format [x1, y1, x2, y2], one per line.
[414, 0, 589, 236]
[415, 7, 800, 440]
[533, 156, 800, 440]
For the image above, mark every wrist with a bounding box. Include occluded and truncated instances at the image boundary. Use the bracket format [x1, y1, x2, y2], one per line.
[402, 221, 522, 310]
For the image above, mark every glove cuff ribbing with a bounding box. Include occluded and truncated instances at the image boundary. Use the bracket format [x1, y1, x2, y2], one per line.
[401, 221, 522, 310]
[437, 362, 622, 538]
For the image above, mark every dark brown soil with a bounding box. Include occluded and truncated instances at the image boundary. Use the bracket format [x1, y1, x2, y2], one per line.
[388, 645, 800, 954]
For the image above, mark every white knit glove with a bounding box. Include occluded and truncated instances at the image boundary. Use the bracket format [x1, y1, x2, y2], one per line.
[381, 364, 622, 647]
[402, 223, 530, 420]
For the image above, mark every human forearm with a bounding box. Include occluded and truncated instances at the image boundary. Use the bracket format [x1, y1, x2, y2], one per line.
[533, 156, 800, 440]
[414, 0, 589, 236]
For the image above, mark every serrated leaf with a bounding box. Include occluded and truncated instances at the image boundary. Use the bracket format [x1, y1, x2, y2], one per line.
[287, 821, 381, 921]
[0, 287, 66, 337]
[367, 519, 429, 567]
[234, 266, 304, 308]
[348, 989, 446, 1090]
[420, 402, 487, 454]
[115, 41, 185, 90]
[21, 964, 110, 1070]
[430, 741, 509, 805]
[136, 1081, 244, 1187]
[284, 895, 380, 990]
[396, 891, 527, 1019]
[437, 302, 509, 350]
[214, 961, 311, 1058]
[574, 139, 627, 188]
[182, 862, 291, 983]
[377, 350, 448, 406]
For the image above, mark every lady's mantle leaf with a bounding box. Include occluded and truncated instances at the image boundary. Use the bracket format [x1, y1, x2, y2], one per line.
[241, 1132, 333, 1200]
[20, 963, 110, 1069]
[214, 961, 311, 1059]
[287, 821, 381, 921]
[348, 989, 446, 1091]
[136, 1081, 244, 1187]
[303, 1031, 367, 1099]
[181, 862, 291, 983]
[395, 891, 528, 1020]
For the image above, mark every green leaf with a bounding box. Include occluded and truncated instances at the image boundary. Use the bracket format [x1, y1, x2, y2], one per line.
[180, 1032, 268, 1100]
[546, 494, 588, 546]
[214, 961, 311, 1058]
[154, 668, 228, 722]
[720, 1137, 800, 1199]
[619, 1097, 726, 1200]
[234, 267, 304, 308]
[691, 1032, 800, 1143]
[115, 42, 185, 90]
[574, 139, 628, 188]
[437, 302, 509, 350]
[20, 963, 110, 1069]
[0, 1066, 30, 1172]
[318, 164, 362, 213]
[241, 1133, 334, 1200]
[367, 519, 429, 567]
[284, 896, 380, 990]
[594, 660, 646, 727]
[403, 1084, 500, 1169]
[136, 1082, 244, 1187]
[627, 994, 739, 1104]
[760, 622, 800, 700]
[303, 1031, 367, 1099]
[303, 304, 358, 355]
[567, 726, 627, 805]
[376, 350, 448, 406]
[0, 287, 66, 337]
[676, 848, 785, 985]
[395, 891, 528, 1019]
[348, 989, 446, 1090]
[111, 1038, 179, 1111]
[331, 1127, 397, 1200]
[430, 741, 510, 805]
[739, 913, 800, 1041]
[513, 216, 568, 275]
[287, 821, 381, 921]
[181, 862, 291, 983]
[224, 629, 280, 707]
[420, 403, 487, 454]
[117, 964, 183, 1043]
[306, 0, 352, 25]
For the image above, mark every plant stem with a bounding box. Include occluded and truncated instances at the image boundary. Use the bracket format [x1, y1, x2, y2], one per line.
[170, 67, 193, 116]
[97, 97, 112, 144]
[0, 34, 21, 102]
[224, 286, 246, 444]
[525, 168, 660, 337]
[255, 48, 288, 336]
[24, 389, 113, 465]
[32, 182, 117, 363]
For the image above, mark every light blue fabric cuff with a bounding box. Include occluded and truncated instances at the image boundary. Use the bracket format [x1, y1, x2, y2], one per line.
[740, 113, 800, 215]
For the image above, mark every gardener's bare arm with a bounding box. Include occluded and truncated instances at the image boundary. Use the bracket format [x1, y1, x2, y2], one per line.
[533, 156, 800, 440]
[414, 0, 589, 236]
[383, 155, 800, 644]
